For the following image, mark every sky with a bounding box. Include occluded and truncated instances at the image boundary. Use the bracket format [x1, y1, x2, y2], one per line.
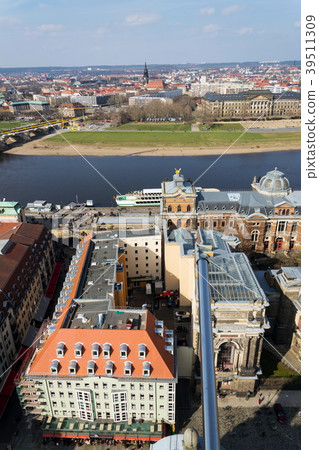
[0, 0, 301, 67]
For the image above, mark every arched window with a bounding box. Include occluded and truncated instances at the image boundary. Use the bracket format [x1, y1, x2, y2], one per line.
[167, 219, 173, 228]
[177, 219, 181, 228]
[217, 343, 235, 371]
[167, 205, 172, 212]
[177, 205, 182, 212]
[187, 205, 191, 212]
[251, 230, 259, 242]
[186, 219, 191, 227]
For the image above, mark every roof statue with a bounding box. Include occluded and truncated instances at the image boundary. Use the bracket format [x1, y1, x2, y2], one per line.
[175, 168, 182, 174]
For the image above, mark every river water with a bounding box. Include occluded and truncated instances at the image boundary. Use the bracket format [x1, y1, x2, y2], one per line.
[0, 150, 300, 206]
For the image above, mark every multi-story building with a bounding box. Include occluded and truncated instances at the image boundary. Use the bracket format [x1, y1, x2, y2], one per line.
[201, 90, 301, 119]
[0, 222, 54, 386]
[162, 168, 301, 253]
[16, 232, 176, 443]
[121, 228, 162, 281]
[195, 229, 269, 393]
[163, 225, 269, 393]
[0, 201, 22, 222]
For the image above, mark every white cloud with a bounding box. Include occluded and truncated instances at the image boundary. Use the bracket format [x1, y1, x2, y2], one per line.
[125, 13, 161, 26]
[96, 27, 108, 35]
[37, 24, 62, 32]
[203, 24, 221, 33]
[199, 7, 215, 15]
[222, 5, 241, 15]
[236, 27, 253, 35]
[294, 21, 301, 28]
[0, 16, 21, 25]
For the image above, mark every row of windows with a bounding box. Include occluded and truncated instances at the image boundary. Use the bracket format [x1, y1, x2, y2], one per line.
[167, 205, 192, 212]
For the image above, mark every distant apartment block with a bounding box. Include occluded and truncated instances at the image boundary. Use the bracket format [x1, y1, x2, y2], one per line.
[129, 90, 182, 107]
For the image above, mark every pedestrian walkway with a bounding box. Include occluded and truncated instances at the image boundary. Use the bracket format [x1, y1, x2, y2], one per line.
[217, 390, 301, 409]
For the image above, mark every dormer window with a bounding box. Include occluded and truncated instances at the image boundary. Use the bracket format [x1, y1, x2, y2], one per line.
[143, 362, 151, 377]
[103, 343, 111, 358]
[75, 342, 83, 358]
[50, 359, 59, 374]
[120, 343, 128, 359]
[106, 361, 113, 376]
[138, 344, 146, 359]
[124, 361, 132, 376]
[69, 360, 77, 375]
[56, 342, 65, 357]
[87, 360, 95, 376]
[92, 343, 100, 358]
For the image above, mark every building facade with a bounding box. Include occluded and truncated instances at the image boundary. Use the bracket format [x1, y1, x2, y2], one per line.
[201, 90, 301, 119]
[0, 222, 55, 386]
[16, 232, 176, 439]
[161, 168, 301, 253]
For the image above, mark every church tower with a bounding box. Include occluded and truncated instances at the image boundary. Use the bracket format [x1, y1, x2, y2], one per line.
[143, 62, 149, 85]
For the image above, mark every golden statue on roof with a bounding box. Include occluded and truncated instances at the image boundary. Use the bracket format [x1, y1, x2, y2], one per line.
[175, 168, 182, 174]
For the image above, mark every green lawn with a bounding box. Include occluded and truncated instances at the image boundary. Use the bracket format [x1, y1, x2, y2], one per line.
[47, 130, 301, 148]
[260, 349, 300, 378]
[0, 121, 35, 131]
[200, 122, 245, 131]
[114, 123, 191, 131]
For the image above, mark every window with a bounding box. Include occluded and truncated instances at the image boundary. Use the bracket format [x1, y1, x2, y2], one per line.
[103, 343, 111, 359]
[87, 361, 95, 375]
[177, 219, 181, 228]
[187, 205, 191, 212]
[138, 344, 146, 359]
[277, 221, 286, 232]
[124, 361, 132, 376]
[221, 221, 225, 227]
[186, 219, 191, 227]
[56, 342, 65, 357]
[92, 343, 99, 358]
[213, 221, 217, 228]
[135, 257, 138, 261]
[292, 222, 298, 232]
[265, 222, 271, 233]
[120, 344, 128, 358]
[135, 250, 138, 254]
[177, 205, 181, 212]
[74, 342, 83, 358]
[145, 242, 148, 246]
[168, 205, 172, 212]
[106, 361, 113, 376]
[251, 230, 259, 242]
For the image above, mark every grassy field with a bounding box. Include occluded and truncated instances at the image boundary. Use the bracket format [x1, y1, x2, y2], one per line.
[200, 123, 245, 131]
[261, 349, 300, 378]
[0, 121, 35, 131]
[113, 123, 191, 131]
[47, 130, 301, 148]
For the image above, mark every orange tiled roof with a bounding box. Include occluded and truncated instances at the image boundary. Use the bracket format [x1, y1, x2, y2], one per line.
[146, 80, 164, 90]
[28, 311, 174, 379]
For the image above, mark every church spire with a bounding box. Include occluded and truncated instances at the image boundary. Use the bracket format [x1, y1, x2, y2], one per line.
[143, 62, 149, 85]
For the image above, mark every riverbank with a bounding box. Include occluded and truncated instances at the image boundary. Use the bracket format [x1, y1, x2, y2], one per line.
[4, 141, 300, 157]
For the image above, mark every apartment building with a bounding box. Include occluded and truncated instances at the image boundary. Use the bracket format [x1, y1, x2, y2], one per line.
[120, 228, 162, 281]
[16, 232, 176, 442]
[0, 222, 54, 384]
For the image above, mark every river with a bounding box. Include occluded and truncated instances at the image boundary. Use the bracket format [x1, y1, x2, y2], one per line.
[0, 150, 300, 206]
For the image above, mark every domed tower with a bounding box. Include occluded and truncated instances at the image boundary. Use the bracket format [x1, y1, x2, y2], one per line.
[252, 167, 292, 197]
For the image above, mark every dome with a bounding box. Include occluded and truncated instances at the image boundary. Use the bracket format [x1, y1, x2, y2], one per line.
[253, 167, 291, 196]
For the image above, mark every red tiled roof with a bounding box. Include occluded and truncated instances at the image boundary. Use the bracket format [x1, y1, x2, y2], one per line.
[28, 311, 174, 379]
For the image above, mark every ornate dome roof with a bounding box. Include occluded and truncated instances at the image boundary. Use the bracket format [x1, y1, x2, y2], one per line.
[253, 167, 292, 196]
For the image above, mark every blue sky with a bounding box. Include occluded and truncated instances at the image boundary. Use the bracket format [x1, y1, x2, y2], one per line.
[0, 0, 301, 67]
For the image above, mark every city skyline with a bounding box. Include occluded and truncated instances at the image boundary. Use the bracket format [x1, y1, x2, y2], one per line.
[0, 0, 301, 67]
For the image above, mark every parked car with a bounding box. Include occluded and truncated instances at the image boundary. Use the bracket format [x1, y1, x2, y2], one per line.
[175, 310, 190, 318]
[274, 403, 287, 424]
[177, 315, 191, 323]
